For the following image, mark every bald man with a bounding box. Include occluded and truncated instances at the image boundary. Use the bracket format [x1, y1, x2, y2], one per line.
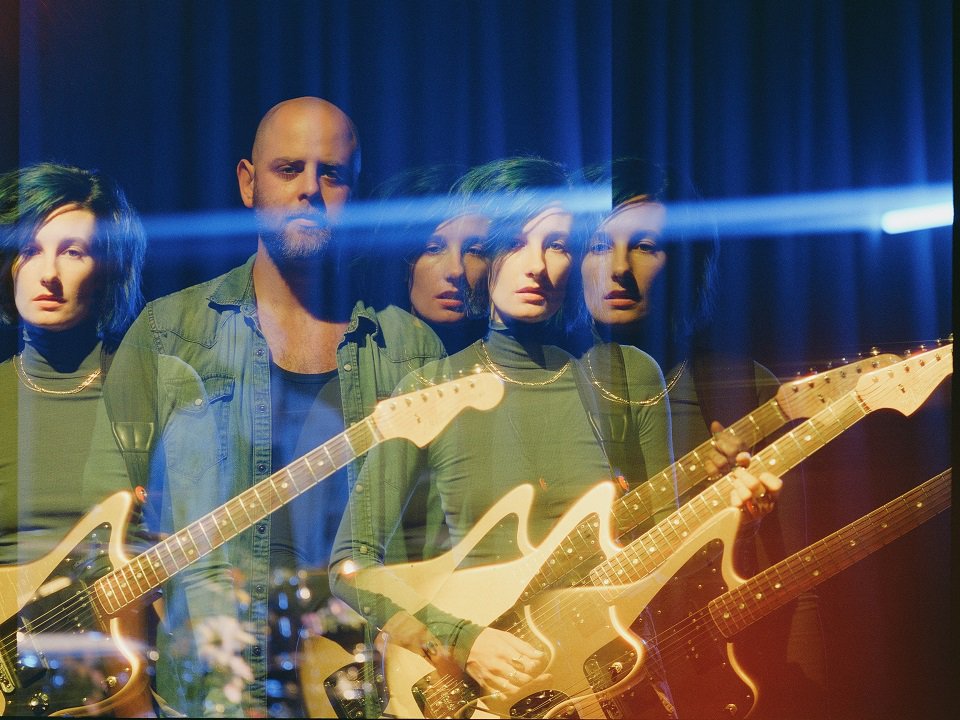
[95, 97, 444, 716]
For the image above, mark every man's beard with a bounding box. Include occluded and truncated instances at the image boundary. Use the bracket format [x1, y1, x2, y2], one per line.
[264, 221, 334, 260]
[256, 210, 338, 267]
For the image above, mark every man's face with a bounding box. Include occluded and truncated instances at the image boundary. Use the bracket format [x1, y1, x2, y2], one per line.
[239, 101, 357, 261]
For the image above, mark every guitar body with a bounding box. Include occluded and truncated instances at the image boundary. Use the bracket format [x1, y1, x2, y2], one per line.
[486, 509, 750, 720]
[618, 513, 758, 720]
[370, 482, 619, 718]
[382, 506, 751, 720]
[0, 492, 147, 717]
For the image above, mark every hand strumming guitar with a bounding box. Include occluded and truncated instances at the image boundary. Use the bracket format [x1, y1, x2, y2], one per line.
[466, 627, 549, 698]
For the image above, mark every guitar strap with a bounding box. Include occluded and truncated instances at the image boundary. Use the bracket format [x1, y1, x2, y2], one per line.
[689, 350, 785, 570]
[689, 351, 759, 429]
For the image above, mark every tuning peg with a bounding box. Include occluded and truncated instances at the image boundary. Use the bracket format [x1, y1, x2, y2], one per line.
[869, 346, 880, 356]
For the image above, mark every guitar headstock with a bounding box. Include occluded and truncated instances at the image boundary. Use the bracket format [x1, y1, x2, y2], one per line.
[777, 352, 901, 420]
[371, 372, 505, 447]
[855, 343, 952, 416]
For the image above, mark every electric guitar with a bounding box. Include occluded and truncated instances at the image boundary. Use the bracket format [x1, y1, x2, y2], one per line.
[604, 467, 952, 719]
[371, 343, 951, 719]
[0, 373, 504, 717]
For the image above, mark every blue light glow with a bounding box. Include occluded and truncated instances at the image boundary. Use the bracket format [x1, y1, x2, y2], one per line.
[880, 202, 954, 234]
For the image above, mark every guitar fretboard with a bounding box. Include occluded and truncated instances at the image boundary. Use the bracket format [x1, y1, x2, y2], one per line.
[710, 468, 951, 637]
[520, 398, 789, 600]
[590, 391, 869, 596]
[92, 418, 379, 616]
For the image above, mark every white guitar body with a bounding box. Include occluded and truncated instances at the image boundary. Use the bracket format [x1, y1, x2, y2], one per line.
[0, 492, 147, 717]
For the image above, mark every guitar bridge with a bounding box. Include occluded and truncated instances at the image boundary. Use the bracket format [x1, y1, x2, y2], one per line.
[0, 645, 16, 693]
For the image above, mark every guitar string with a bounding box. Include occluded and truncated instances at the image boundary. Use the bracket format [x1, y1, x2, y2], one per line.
[3, 380, 475, 659]
[3, 426, 374, 654]
[1, 409, 919, 715]
[514, 476, 952, 715]
[418, 366, 916, 708]
[419, 475, 947, 716]
[0, 381, 488, 664]
[521, 403, 780, 594]
[421, 411, 940, 717]
[416, 397, 870, 712]
[5, 362, 936, 692]
[401, 367, 906, 711]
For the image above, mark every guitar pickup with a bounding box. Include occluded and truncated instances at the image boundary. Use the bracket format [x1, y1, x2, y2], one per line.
[12, 627, 49, 690]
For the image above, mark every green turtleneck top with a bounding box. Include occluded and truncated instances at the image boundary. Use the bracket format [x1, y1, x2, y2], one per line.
[0, 339, 130, 566]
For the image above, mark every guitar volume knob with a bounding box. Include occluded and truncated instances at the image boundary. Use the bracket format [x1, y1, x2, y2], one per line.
[28, 692, 50, 714]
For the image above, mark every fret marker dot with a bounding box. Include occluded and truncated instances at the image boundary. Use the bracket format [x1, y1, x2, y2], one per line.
[804, 434, 812, 441]
[688, 464, 697, 472]
[915, 501, 923, 508]
[723, 612, 730, 619]
[755, 592, 763, 600]
[813, 570, 820, 576]
[774, 582, 782, 589]
[768, 458, 777, 466]
[804, 555, 812, 562]
[647, 546, 656, 554]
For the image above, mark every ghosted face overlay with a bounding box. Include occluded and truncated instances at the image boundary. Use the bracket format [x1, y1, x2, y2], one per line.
[13, 206, 100, 332]
[489, 206, 573, 325]
[409, 213, 490, 324]
[238, 99, 357, 261]
[581, 201, 667, 327]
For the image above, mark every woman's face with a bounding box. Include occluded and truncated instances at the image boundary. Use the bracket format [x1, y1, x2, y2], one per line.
[489, 206, 573, 325]
[581, 201, 667, 327]
[409, 213, 490, 324]
[13, 206, 100, 332]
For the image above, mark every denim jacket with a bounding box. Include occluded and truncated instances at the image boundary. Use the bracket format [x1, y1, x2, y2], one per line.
[98, 256, 444, 716]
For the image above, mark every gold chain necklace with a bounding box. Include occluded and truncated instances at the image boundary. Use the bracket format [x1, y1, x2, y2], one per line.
[585, 354, 687, 406]
[477, 340, 571, 387]
[14, 353, 102, 395]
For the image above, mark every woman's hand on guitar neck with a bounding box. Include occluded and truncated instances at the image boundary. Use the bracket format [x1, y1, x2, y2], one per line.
[705, 420, 748, 476]
[728, 464, 783, 520]
[466, 627, 549, 698]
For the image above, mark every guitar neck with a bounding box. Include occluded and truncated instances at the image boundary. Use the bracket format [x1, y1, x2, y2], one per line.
[591, 391, 870, 592]
[710, 468, 951, 637]
[613, 397, 789, 533]
[91, 417, 380, 616]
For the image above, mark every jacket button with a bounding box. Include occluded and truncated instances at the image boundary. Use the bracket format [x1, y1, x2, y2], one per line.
[343, 363, 352, 372]
[257, 524, 266, 534]
[252, 645, 262, 657]
[257, 463, 266, 473]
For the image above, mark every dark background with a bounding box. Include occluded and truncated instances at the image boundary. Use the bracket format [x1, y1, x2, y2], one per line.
[2, 1, 954, 718]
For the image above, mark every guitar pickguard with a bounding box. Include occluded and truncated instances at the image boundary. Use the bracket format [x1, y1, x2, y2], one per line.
[615, 537, 758, 720]
[0, 523, 135, 717]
